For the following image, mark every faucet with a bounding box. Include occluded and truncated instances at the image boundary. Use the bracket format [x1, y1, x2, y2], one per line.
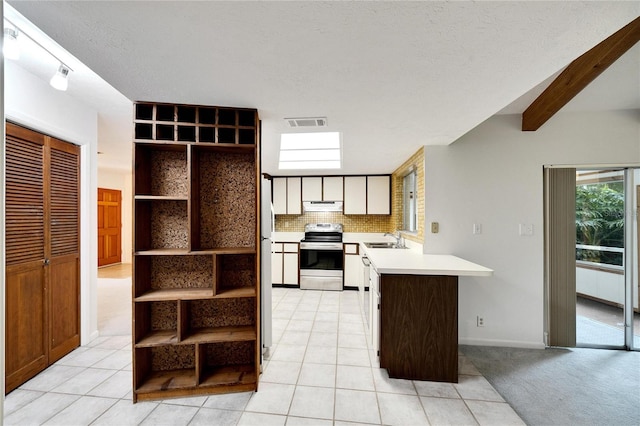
[384, 231, 405, 248]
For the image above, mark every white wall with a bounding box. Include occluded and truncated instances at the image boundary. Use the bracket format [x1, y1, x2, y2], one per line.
[424, 110, 640, 349]
[1, 0, 6, 415]
[98, 168, 133, 264]
[5, 60, 100, 345]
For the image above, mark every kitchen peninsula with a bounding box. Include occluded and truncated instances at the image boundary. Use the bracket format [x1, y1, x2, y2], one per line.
[363, 247, 493, 383]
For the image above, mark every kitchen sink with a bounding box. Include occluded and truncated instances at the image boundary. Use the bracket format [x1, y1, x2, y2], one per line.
[363, 242, 408, 249]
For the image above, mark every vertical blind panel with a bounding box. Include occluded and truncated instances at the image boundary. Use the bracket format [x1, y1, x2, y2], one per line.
[548, 168, 577, 347]
[6, 136, 45, 265]
[50, 148, 80, 257]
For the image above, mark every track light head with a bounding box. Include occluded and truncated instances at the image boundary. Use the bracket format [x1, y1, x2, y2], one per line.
[50, 63, 70, 91]
[3, 27, 20, 60]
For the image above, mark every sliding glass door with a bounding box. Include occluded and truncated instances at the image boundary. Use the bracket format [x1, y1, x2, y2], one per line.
[546, 167, 638, 351]
[575, 169, 626, 347]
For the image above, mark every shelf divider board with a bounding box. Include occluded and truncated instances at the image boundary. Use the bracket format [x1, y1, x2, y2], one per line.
[195, 342, 205, 386]
[199, 364, 256, 389]
[135, 288, 214, 302]
[136, 368, 197, 394]
[178, 300, 188, 343]
[182, 325, 256, 345]
[190, 144, 201, 251]
[136, 329, 179, 347]
[214, 286, 256, 299]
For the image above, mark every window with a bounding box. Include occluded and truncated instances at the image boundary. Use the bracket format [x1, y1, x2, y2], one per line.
[279, 132, 341, 170]
[403, 170, 417, 232]
[575, 170, 624, 267]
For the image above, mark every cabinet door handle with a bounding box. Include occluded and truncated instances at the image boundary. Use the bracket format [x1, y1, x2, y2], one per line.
[43, 258, 50, 266]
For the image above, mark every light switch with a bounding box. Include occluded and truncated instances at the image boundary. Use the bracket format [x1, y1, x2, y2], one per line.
[519, 223, 534, 236]
[431, 222, 439, 233]
[473, 223, 482, 235]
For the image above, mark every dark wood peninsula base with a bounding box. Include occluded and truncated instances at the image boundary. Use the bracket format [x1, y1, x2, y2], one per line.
[379, 274, 458, 383]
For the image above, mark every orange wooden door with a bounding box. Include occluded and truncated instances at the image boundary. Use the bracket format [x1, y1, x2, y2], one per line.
[98, 188, 122, 267]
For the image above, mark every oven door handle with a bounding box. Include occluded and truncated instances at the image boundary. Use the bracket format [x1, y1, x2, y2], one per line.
[300, 242, 344, 250]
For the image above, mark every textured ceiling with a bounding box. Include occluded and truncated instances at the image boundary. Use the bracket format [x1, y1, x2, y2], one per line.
[7, 1, 640, 174]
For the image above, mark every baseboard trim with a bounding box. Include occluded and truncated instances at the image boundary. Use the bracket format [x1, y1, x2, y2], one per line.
[84, 330, 100, 346]
[460, 337, 546, 350]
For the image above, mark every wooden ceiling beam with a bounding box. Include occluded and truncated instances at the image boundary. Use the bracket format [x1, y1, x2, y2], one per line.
[522, 16, 640, 131]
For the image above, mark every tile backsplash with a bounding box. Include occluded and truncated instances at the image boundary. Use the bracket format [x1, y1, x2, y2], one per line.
[275, 211, 393, 233]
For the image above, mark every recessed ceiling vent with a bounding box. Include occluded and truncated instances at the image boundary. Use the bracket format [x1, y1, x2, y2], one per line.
[285, 117, 328, 128]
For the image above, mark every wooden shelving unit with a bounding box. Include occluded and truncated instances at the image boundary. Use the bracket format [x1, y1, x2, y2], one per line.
[132, 101, 260, 402]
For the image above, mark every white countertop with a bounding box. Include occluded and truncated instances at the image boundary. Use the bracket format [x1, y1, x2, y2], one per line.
[271, 231, 492, 277]
[363, 247, 493, 277]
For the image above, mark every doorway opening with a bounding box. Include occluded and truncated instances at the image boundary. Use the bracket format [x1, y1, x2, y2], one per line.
[98, 188, 122, 267]
[545, 167, 639, 350]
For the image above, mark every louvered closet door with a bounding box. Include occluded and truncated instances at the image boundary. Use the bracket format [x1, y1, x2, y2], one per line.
[5, 123, 48, 393]
[48, 138, 80, 363]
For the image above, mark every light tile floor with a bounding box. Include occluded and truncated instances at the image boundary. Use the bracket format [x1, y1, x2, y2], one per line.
[4, 287, 525, 425]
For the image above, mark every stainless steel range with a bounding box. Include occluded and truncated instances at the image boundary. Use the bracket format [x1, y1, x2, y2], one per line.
[299, 223, 344, 291]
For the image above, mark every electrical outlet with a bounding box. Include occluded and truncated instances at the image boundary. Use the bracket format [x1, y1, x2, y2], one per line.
[431, 222, 439, 233]
[476, 316, 484, 327]
[473, 223, 482, 235]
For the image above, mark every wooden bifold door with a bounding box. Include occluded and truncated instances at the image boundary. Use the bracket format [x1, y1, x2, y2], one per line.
[5, 122, 81, 393]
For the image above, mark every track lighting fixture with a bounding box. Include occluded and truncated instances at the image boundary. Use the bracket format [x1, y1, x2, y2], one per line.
[4, 17, 73, 91]
[3, 27, 20, 60]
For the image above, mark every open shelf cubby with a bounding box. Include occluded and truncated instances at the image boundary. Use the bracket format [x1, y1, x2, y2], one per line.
[191, 146, 257, 250]
[134, 255, 214, 300]
[135, 144, 188, 198]
[180, 298, 256, 344]
[135, 103, 154, 121]
[215, 253, 257, 297]
[178, 125, 196, 142]
[134, 345, 197, 395]
[177, 105, 197, 123]
[134, 199, 188, 252]
[134, 300, 178, 347]
[156, 104, 176, 122]
[198, 107, 216, 125]
[197, 341, 256, 388]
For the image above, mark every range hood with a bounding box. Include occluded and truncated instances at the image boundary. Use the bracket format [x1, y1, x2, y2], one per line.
[303, 201, 343, 212]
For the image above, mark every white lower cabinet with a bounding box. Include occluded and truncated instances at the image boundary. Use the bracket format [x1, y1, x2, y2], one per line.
[283, 252, 299, 285]
[272, 252, 284, 285]
[344, 243, 362, 289]
[370, 266, 380, 359]
[272, 242, 299, 286]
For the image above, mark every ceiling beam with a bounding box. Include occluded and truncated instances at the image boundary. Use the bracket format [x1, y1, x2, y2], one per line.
[522, 16, 640, 131]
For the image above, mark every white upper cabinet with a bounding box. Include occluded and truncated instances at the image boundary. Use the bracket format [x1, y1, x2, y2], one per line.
[344, 175, 390, 215]
[323, 176, 344, 201]
[302, 176, 343, 201]
[302, 177, 322, 201]
[277, 174, 389, 215]
[367, 176, 391, 215]
[272, 177, 288, 214]
[273, 177, 302, 214]
[344, 176, 367, 214]
[287, 177, 302, 214]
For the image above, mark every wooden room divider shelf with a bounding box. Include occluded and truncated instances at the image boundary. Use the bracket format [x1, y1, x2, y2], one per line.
[133, 101, 260, 402]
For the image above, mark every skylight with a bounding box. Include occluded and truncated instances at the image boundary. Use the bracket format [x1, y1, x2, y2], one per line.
[278, 132, 342, 170]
